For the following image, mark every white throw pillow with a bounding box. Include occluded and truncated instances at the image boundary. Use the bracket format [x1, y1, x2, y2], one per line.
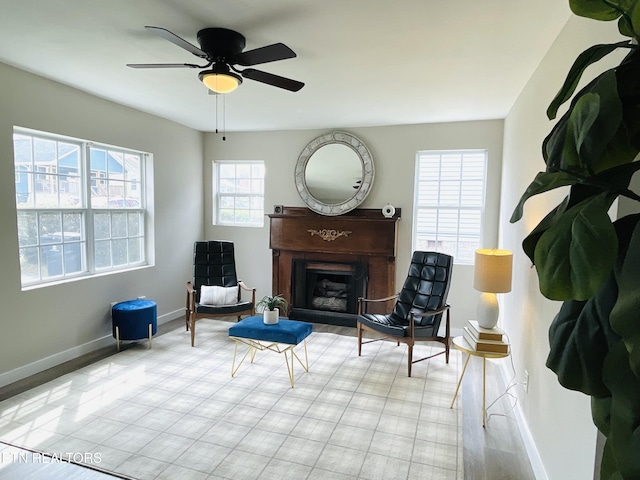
[199, 285, 239, 305]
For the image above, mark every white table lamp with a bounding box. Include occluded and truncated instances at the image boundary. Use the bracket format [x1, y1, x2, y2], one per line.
[474, 249, 513, 329]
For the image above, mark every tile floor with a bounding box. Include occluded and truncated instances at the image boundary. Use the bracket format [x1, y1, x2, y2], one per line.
[0, 321, 462, 480]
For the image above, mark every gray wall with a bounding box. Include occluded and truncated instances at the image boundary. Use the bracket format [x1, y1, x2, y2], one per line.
[0, 63, 504, 383]
[500, 15, 626, 480]
[203, 121, 505, 332]
[0, 62, 203, 385]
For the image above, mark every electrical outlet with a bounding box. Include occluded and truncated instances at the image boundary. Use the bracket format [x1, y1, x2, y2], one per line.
[524, 370, 530, 393]
[137, 295, 146, 299]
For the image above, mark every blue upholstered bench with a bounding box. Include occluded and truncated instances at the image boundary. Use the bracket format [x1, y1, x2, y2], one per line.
[228, 315, 313, 387]
[112, 299, 157, 351]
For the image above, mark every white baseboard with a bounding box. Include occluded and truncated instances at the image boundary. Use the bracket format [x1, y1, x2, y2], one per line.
[498, 362, 549, 480]
[158, 308, 184, 326]
[0, 308, 184, 389]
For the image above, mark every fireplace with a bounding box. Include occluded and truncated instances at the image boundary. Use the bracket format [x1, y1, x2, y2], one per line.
[268, 207, 400, 327]
[291, 260, 368, 326]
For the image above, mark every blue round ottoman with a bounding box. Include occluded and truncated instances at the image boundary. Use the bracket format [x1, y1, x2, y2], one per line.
[112, 299, 157, 351]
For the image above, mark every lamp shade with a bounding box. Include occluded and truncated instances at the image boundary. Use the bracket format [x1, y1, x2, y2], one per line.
[474, 249, 513, 293]
[199, 69, 242, 94]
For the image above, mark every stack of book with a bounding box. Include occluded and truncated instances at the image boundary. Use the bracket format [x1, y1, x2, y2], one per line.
[463, 320, 509, 353]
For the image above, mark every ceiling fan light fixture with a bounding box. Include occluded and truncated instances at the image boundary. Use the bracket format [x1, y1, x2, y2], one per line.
[199, 69, 242, 93]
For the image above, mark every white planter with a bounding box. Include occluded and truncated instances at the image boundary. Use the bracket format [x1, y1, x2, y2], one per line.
[263, 308, 279, 325]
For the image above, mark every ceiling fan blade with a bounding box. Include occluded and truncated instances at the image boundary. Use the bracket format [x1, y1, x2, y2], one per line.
[233, 43, 296, 66]
[127, 63, 202, 69]
[144, 26, 207, 58]
[242, 68, 304, 92]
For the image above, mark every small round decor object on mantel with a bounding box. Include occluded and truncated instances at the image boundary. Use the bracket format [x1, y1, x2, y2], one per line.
[382, 204, 396, 218]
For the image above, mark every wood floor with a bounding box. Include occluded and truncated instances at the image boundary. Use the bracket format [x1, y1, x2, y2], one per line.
[460, 354, 535, 480]
[0, 318, 536, 479]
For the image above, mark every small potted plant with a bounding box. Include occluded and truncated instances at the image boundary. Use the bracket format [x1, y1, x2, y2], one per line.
[256, 294, 288, 325]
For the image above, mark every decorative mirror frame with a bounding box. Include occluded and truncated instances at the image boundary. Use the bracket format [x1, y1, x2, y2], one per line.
[294, 131, 375, 216]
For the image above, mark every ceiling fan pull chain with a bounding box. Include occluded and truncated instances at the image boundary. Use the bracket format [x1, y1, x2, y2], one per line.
[222, 95, 226, 141]
[215, 93, 219, 135]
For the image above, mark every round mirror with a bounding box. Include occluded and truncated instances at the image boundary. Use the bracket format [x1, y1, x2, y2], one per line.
[294, 131, 374, 215]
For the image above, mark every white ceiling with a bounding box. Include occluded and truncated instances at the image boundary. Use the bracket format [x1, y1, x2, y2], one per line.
[0, 0, 571, 133]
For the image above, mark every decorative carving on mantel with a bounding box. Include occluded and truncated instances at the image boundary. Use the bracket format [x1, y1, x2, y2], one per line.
[307, 229, 352, 242]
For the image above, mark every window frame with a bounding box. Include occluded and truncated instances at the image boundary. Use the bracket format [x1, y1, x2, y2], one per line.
[412, 149, 488, 265]
[13, 127, 149, 288]
[213, 160, 265, 227]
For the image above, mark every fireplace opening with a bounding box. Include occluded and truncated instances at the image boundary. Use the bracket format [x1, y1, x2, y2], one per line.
[311, 276, 349, 313]
[290, 260, 367, 327]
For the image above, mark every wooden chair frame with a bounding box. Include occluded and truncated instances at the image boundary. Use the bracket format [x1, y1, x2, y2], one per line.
[357, 294, 451, 377]
[185, 280, 255, 346]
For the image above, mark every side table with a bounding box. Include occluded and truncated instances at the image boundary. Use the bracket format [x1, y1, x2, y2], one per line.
[449, 335, 510, 427]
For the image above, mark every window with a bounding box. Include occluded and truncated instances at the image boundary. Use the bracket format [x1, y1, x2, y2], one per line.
[13, 128, 148, 287]
[214, 161, 265, 227]
[413, 150, 487, 265]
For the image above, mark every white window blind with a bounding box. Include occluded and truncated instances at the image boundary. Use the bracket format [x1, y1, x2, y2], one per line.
[413, 150, 487, 265]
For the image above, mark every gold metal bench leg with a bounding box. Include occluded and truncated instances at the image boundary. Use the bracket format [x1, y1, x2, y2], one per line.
[284, 347, 295, 388]
[303, 339, 309, 371]
[229, 336, 311, 388]
[291, 339, 310, 372]
[115, 326, 120, 352]
[286, 340, 310, 388]
[231, 340, 238, 376]
[148, 323, 152, 349]
[231, 340, 254, 377]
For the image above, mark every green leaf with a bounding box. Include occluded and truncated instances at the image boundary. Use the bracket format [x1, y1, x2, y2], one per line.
[570, 0, 623, 20]
[592, 396, 612, 437]
[601, 441, 626, 480]
[510, 171, 578, 223]
[543, 113, 570, 171]
[618, 15, 635, 36]
[610, 219, 640, 377]
[547, 42, 630, 120]
[544, 75, 605, 173]
[546, 214, 640, 480]
[546, 71, 624, 175]
[568, 92, 601, 169]
[575, 72, 625, 172]
[616, 48, 640, 150]
[597, 126, 640, 172]
[534, 193, 617, 300]
[631, 1, 640, 35]
[521, 184, 602, 264]
[522, 197, 570, 264]
[545, 215, 640, 397]
[546, 282, 618, 397]
[589, 160, 640, 194]
[601, 341, 640, 479]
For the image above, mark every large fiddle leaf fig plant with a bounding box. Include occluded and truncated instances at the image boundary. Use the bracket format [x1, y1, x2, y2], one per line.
[510, 1, 640, 478]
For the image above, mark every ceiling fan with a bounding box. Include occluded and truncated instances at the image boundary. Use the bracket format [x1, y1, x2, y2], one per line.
[127, 26, 304, 94]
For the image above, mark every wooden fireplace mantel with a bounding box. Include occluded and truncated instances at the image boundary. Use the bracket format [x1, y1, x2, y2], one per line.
[268, 207, 401, 316]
